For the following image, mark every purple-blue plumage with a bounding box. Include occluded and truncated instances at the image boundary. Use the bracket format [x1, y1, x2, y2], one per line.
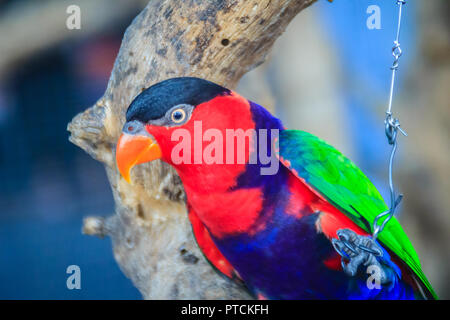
[207, 101, 417, 299]
[211, 177, 416, 299]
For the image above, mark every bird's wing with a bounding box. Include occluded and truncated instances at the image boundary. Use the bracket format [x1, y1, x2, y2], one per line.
[276, 129, 437, 299]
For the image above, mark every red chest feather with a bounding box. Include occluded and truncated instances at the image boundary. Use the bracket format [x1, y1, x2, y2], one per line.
[184, 184, 264, 238]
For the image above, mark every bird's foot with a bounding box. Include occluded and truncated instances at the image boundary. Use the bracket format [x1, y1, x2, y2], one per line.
[332, 229, 395, 285]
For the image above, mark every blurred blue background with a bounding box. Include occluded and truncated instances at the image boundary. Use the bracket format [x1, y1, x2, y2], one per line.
[317, 0, 416, 197]
[0, 0, 448, 299]
[0, 0, 142, 299]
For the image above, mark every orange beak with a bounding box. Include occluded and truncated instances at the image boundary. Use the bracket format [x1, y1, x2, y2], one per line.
[116, 133, 162, 183]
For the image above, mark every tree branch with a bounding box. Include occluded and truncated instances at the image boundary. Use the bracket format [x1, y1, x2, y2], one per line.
[68, 0, 315, 299]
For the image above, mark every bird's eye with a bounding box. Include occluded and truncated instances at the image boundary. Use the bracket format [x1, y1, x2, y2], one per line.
[171, 108, 186, 123]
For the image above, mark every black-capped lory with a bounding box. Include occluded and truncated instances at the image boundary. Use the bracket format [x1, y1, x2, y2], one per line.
[115, 77, 436, 300]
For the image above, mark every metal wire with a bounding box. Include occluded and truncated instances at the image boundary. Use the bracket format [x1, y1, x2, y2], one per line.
[372, 0, 408, 241]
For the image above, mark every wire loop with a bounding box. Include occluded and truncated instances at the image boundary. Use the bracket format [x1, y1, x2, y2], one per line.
[372, 0, 407, 241]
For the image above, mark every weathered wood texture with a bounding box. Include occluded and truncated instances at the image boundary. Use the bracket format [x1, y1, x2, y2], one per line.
[68, 0, 315, 299]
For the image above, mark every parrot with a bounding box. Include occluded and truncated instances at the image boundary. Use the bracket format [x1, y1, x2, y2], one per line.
[115, 77, 437, 300]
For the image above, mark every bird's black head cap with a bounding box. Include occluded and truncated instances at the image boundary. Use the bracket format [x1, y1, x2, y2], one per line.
[126, 77, 231, 123]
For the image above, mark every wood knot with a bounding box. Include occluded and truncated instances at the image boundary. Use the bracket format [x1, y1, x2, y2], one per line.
[179, 246, 199, 264]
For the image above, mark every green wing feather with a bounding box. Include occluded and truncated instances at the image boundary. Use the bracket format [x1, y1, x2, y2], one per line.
[277, 130, 437, 299]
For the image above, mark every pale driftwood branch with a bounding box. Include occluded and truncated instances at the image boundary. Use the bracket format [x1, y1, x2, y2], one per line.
[68, 0, 315, 299]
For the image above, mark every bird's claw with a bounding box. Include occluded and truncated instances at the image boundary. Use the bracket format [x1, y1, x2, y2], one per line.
[332, 229, 393, 284]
